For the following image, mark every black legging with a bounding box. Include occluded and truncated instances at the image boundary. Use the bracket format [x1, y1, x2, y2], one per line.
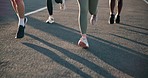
[47, 0, 62, 15]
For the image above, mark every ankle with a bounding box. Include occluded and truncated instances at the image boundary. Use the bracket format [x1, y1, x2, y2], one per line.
[81, 34, 87, 38]
[18, 18, 25, 26]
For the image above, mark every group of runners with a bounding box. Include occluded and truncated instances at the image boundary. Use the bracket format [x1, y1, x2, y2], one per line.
[10, 0, 123, 48]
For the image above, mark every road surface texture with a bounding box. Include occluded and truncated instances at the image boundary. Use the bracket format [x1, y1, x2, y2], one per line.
[0, 0, 148, 78]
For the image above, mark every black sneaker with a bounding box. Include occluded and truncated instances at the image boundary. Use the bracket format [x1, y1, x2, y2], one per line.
[109, 14, 115, 24]
[115, 15, 120, 23]
[15, 17, 27, 39]
[15, 25, 25, 38]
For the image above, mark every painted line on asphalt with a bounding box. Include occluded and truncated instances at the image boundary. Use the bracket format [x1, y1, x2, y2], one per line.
[25, 7, 47, 16]
[143, 0, 148, 4]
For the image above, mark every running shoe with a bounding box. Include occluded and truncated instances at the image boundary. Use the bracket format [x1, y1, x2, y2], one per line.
[109, 14, 115, 24]
[78, 37, 89, 48]
[60, 0, 66, 10]
[46, 16, 54, 24]
[90, 14, 97, 25]
[115, 15, 120, 23]
[15, 17, 27, 39]
[15, 25, 25, 38]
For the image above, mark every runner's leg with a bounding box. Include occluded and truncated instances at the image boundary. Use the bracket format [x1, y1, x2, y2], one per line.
[89, 0, 98, 25]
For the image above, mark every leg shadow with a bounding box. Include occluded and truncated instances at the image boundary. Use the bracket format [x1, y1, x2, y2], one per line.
[25, 33, 116, 78]
[26, 16, 148, 78]
[119, 23, 148, 31]
[22, 42, 92, 78]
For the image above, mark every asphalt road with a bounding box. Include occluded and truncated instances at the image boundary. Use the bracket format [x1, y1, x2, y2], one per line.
[0, 0, 148, 78]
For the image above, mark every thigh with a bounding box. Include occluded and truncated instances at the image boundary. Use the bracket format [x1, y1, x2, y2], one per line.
[77, 0, 88, 12]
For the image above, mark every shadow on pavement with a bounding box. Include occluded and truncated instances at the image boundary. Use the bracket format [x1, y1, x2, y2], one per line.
[23, 33, 116, 78]
[22, 42, 92, 78]
[24, 16, 148, 78]
[120, 27, 148, 35]
[119, 23, 148, 31]
[110, 34, 148, 47]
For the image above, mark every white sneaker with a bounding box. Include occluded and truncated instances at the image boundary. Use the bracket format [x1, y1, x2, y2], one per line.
[46, 16, 54, 24]
[90, 15, 97, 25]
[60, 0, 66, 10]
[78, 37, 89, 48]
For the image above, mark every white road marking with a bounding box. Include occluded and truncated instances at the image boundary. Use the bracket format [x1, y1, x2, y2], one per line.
[143, 0, 148, 4]
[25, 7, 47, 16]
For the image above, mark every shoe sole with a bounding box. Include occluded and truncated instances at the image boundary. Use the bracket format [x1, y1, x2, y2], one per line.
[78, 41, 89, 49]
[46, 21, 54, 24]
[46, 17, 54, 24]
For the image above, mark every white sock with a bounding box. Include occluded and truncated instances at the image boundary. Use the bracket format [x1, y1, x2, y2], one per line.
[18, 18, 24, 26]
[81, 34, 87, 38]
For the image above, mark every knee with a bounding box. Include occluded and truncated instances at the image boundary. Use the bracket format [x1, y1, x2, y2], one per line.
[80, 6, 87, 14]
